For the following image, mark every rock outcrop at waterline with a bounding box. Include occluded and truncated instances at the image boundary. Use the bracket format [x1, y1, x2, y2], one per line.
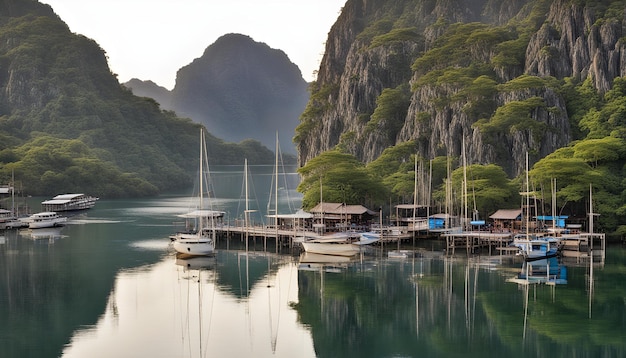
[295, 0, 626, 176]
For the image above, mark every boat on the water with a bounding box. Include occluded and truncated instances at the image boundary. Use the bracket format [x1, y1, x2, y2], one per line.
[300, 232, 379, 257]
[41, 193, 98, 212]
[25, 211, 67, 229]
[171, 210, 224, 256]
[3, 216, 28, 229]
[170, 129, 220, 256]
[0, 209, 16, 230]
[511, 235, 561, 261]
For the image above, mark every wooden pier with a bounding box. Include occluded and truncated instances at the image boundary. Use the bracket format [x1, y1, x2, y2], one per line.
[206, 224, 606, 263]
[442, 231, 514, 255]
[213, 225, 311, 249]
[211, 224, 437, 246]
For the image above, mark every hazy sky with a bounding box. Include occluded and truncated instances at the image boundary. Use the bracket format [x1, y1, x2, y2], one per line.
[39, 0, 346, 89]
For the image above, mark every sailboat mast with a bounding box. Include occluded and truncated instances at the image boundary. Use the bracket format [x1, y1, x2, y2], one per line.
[413, 155, 418, 227]
[274, 133, 279, 250]
[245, 158, 249, 227]
[462, 138, 468, 231]
[245, 158, 250, 251]
[589, 183, 593, 235]
[275, 134, 279, 223]
[445, 156, 451, 230]
[525, 152, 530, 240]
[199, 129, 204, 239]
[320, 176, 324, 230]
[428, 159, 432, 226]
[552, 178, 557, 233]
[11, 170, 15, 216]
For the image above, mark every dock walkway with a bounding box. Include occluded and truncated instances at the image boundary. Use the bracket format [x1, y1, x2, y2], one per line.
[442, 231, 513, 254]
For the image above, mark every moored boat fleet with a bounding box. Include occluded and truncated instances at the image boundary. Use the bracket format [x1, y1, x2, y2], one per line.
[168, 186, 604, 264]
[0, 190, 98, 231]
[164, 138, 604, 261]
[165, 183, 603, 262]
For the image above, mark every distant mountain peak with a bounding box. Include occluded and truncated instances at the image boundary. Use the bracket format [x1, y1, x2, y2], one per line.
[131, 33, 309, 153]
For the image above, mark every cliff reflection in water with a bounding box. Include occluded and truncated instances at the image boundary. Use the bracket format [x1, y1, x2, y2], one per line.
[293, 250, 626, 358]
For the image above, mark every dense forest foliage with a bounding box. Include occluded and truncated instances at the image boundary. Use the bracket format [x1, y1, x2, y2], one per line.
[296, 0, 626, 238]
[0, 3, 278, 198]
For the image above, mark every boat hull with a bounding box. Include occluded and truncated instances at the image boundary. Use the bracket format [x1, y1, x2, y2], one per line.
[172, 233, 214, 256]
[301, 242, 361, 256]
[523, 250, 559, 261]
[512, 237, 562, 262]
[29, 218, 67, 229]
[26, 212, 68, 229]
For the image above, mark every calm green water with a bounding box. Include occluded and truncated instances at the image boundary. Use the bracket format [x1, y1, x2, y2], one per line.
[1, 185, 625, 357]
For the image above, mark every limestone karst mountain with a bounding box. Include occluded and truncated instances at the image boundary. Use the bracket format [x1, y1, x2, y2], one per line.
[126, 34, 309, 153]
[296, 0, 626, 176]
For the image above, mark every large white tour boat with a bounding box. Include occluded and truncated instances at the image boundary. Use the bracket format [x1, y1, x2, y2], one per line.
[41, 194, 99, 212]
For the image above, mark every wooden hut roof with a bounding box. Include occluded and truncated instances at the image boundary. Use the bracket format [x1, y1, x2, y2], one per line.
[489, 209, 522, 220]
[309, 202, 377, 216]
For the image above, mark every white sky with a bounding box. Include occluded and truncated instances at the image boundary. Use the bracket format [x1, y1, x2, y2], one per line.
[39, 0, 346, 90]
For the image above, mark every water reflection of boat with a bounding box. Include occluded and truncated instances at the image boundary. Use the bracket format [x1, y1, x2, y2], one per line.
[175, 254, 216, 270]
[388, 249, 420, 259]
[299, 252, 356, 264]
[506, 257, 567, 285]
[173, 254, 215, 357]
[298, 252, 354, 273]
[26, 227, 64, 240]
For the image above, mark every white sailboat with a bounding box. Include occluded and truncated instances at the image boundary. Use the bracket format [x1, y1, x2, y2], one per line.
[171, 128, 223, 256]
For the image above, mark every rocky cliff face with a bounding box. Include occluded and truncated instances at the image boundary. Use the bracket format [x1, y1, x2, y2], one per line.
[296, 0, 626, 176]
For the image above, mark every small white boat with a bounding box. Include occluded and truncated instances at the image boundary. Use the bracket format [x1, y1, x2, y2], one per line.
[359, 231, 382, 245]
[4, 217, 29, 229]
[301, 239, 361, 256]
[172, 232, 215, 257]
[511, 235, 561, 261]
[300, 232, 379, 257]
[26, 212, 67, 229]
[0, 209, 14, 229]
[172, 231, 215, 256]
